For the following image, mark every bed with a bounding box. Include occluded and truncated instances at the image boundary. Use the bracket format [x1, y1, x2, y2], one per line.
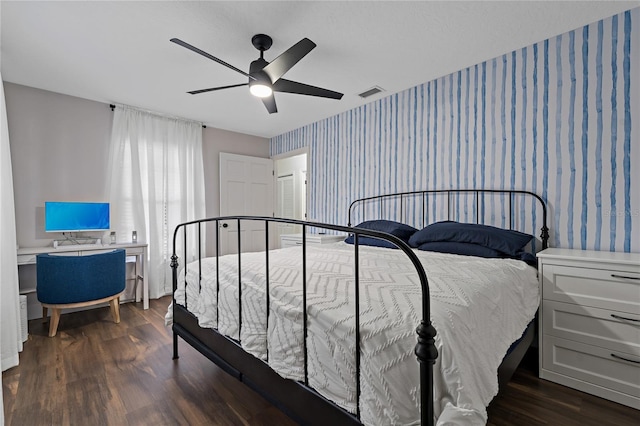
[169, 189, 549, 425]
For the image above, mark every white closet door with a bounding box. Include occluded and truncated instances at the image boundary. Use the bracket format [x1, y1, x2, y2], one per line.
[219, 153, 274, 254]
[276, 174, 299, 242]
[277, 174, 295, 219]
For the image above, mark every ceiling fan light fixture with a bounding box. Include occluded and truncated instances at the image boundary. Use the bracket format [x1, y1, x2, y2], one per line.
[172, 34, 343, 112]
[249, 82, 273, 98]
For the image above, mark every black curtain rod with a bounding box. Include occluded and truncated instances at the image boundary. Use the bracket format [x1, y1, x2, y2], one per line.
[108, 104, 206, 128]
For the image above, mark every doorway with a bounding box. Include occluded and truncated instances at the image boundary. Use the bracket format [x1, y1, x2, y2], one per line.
[274, 151, 308, 246]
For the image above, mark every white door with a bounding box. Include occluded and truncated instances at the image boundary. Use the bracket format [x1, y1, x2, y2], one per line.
[219, 153, 274, 255]
[274, 152, 307, 245]
[276, 173, 296, 236]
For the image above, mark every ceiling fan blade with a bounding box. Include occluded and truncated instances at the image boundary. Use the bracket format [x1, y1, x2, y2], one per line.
[187, 83, 248, 95]
[273, 79, 343, 100]
[261, 38, 316, 83]
[170, 38, 255, 80]
[261, 95, 278, 114]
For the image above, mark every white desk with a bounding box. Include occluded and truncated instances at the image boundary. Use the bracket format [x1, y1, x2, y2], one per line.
[17, 243, 149, 310]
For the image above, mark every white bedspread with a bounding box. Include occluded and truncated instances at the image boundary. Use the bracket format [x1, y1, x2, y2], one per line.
[168, 242, 538, 425]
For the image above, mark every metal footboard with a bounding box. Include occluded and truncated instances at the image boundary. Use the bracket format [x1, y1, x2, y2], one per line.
[171, 216, 437, 425]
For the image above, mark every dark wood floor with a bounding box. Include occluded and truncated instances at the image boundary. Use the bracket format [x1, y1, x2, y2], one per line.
[3, 297, 637, 425]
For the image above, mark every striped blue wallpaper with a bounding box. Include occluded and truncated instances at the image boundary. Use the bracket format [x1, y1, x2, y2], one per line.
[271, 9, 639, 253]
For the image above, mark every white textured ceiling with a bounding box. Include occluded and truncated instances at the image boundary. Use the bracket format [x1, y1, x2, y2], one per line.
[2, 1, 638, 138]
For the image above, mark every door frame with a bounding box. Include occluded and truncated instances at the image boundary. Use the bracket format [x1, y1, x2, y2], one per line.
[272, 146, 310, 220]
[273, 147, 310, 245]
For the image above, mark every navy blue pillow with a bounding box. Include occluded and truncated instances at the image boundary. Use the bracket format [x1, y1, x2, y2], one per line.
[515, 251, 537, 266]
[344, 220, 418, 249]
[417, 241, 504, 258]
[408, 221, 533, 256]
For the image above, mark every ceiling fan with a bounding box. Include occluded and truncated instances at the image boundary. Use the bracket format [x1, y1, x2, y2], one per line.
[170, 34, 344, 114]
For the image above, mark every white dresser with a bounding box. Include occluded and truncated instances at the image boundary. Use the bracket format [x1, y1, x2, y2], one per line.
[537, 248, 640, 409]
[280, 233, 345, 248]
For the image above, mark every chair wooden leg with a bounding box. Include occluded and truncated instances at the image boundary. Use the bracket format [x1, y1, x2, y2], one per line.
[42, 306, 48, 323]
[110, 297, 121, 324]
[49, 309, 61, 337]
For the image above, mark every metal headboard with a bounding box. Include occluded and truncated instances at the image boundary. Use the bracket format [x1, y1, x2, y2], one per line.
[348, 189, 549, 249]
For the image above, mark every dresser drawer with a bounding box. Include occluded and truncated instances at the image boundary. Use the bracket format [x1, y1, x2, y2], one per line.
[281, 239, 302, 248]
[541, 264, 640, 314]
[280, 233, 344, 248]
[542, 300, 640, 355]
[542, 335, 640, 402]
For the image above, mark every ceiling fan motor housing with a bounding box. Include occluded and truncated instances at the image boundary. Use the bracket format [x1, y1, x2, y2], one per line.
[250, 58, 269, 76]
[249, 58, 271, 85]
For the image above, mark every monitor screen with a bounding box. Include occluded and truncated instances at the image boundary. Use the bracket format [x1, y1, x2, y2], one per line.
[44, 202, 110, 233]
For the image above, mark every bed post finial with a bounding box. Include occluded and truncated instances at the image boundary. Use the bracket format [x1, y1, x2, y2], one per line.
[415, 321, 437, 426]
[415, 321, 437, 357]
[540, 225, 550, 249]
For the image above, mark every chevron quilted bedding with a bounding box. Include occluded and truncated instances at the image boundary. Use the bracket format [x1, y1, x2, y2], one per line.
[171, 241, 538, 425]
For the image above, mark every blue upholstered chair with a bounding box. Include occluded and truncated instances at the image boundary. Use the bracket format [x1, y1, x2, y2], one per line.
[36, 249, 126, 337]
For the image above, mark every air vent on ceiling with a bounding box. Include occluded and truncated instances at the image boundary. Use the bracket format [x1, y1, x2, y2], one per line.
[358, 86, 384, 99]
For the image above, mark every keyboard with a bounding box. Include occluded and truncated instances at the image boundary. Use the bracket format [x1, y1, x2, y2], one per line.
[55, 244, 106, 250]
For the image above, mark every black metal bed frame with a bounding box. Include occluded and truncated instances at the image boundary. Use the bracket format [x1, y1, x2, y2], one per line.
[171, 189, 549, 425]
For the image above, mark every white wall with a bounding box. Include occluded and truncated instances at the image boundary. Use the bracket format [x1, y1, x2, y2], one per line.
[5, 83, 113, 248]
[5, 82, 269, 249]
[4, 82, 270, 316]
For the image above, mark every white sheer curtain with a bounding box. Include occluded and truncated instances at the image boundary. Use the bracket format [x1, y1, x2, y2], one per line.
[1, 75, 23, 423]
[107, 105, 205, 298]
